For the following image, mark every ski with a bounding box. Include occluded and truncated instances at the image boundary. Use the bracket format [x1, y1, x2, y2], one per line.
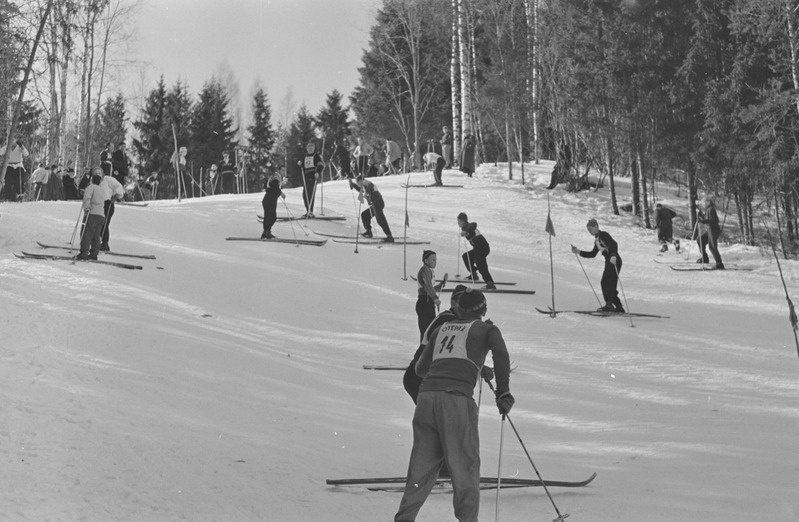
[259, 214, 346, 222]
[400, 184, 464, 189]
[441, 287, 535, 295]
[117, 201, 149, 207]
[226, 237, 327, 247]
[35, 242, 156, 259]
[669, 265, 753, 272]
[311, 230, 359, 239]
[15, 252, 142, 270]
[331, 238, 431, 245]
[410, 275, 516, 286]
[363, 365, 407, 371]
[536, 307, 668, 318]
[327, 472, 596, 489]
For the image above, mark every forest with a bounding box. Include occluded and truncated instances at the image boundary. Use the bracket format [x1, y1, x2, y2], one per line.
[2, 0, 799, 253]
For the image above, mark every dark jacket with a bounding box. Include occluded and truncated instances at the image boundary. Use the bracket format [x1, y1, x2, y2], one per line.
[580, 230, 620, 264]
[698, 205, 721, 239]
[655, 206, 677, 239]
[461, 221, 489, 251]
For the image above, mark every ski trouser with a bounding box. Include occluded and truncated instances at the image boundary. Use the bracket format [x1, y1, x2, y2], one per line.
[442, 144, 452, 168]
[395, 391, 480, 522]
[361, 198, 392, 238]
[433, 157, 446, 185]
[262, 197, 277, 234]
[402, 344, 426, 405]
[222, 172, 236, 194]
[461, 244, 493, 284]
[415, 295, 436, 342]
[3, 166, 24, 201]
[101, 200, 115, 247]
[81, 214, 106, 257]
[601, 256, 622, 308]
[357, 156, 369, 176]
[697, 231, 723, 265]
[302, 173, 317, 213]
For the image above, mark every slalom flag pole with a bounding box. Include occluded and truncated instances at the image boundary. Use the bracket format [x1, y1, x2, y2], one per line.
[766, 229, 799, 358]
[402, 174, 410, 280]
[545, 195, 557, 316]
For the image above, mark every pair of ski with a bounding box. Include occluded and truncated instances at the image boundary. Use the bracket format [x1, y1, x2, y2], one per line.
[411, 275, 516, 286]
[226, 237, 327, 247]
[313, 229, 430, 245]
[400, 183, 464, 189]
[536, 307, 668, 319]
[257, 214, 346, 222]
[653, 258, 754, 272]
[14, 251, 143, 270]
[326, 473, 597, 492]
[35, 242, 156, 259]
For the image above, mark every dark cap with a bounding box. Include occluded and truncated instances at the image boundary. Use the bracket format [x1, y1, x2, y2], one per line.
[458, 288, 486, 315]
[422, 250, 436, 262]
[451, 284, 468, 298]
[457, 212, 468, 221]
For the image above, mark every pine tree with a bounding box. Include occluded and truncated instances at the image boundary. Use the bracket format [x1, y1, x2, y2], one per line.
[93, 93, 126, 169]
[247, 87, 275, 183]
[190, 77, 237, 183]
[131, 76, 167, 192]
[285, 105, 316, 188]
[316, 89, 350, 160]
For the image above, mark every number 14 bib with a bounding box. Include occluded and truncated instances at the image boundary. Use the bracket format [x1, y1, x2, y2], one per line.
[433, 321, 478, 364]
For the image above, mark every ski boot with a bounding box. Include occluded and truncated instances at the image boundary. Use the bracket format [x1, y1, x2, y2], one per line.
[361, 230, 373, 238]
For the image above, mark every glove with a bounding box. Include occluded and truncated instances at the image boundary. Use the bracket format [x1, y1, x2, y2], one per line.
[280, 194, 286, 200]
[315, 172, 320, 180]
[297, 160, 302, 166]
[571, 245, 580, 254]
[496, 391, 515, 416]
[434, 298, 441, 308]
[480, 365, 494, 382]
[610, 255, 617, 265]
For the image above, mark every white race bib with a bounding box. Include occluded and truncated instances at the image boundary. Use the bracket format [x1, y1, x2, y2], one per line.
[432, 321, 477, 363]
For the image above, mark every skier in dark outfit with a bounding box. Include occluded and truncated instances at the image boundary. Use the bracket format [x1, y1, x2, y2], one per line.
[696, 198, 724, 269]
[333, 140, 352, 179]
[654, 203, 680, 253]
[298, 141, 324, 217]
[403, 284, 466, 404]
[261, 175, 285, 239]
[349, 175, 394, 242]
[571, 218, 624, 312]
[457, 212, 495, 289]
[415, 250, 449, 341]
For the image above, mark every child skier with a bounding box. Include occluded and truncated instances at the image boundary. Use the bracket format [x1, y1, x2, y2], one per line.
[415, 250, 449, 340]
[349, 175, 394, 242]
[261, 175, 285, 239]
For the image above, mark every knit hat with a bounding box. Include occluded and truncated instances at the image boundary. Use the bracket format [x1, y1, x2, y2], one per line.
[458, 288, 486, 315]
[451, 284, 468, 299]
[586, 218, 598, 228]
[422, 250, 436, 262]
[457, 212, 468, 221]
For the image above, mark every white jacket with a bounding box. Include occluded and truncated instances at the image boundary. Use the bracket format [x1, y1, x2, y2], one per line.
[100, 175, 125, 201]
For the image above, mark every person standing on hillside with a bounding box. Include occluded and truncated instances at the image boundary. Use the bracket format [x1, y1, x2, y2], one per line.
[261, 174, 285, 240]
[422, 151, 445, 186]
[654, 202, 680, 253]
[394, 289, 514, 522]
[112, 142, 130, 187]
[333, 139, 353, 179]
[298, 141, 324, 217]
[415, 250, 449, 341]
[458, 212, 495, 289]
[571, 218, 624, 312]
[354, 137, 373, 177]
[696, 198, 724, 270]
[385, 137, 402, 176]
[100, 142, 114, 178]
[459, 133, 476, 178]
[77, 172, 106, 261]
[98, 166, 125, 251]
[440, 125, 453, 168]
[30, 163, 47, 200]
[0, 136, 29, 202]
[349, 175, 394, 242]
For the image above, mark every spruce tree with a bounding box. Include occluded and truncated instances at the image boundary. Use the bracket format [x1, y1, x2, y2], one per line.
[247, 88, 276, 183]
[316, 89, 350, 159]
[190, 78, 237, 182]
[285, 105, 316, 188]
[131, 77, 168, 193]
[93, 93, 126, 170]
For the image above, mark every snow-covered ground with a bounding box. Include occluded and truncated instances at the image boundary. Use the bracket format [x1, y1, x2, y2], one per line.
[1, 161, 797, 521]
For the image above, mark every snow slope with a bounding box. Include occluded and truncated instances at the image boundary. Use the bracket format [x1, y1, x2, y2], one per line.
[1, 161, 797, 521]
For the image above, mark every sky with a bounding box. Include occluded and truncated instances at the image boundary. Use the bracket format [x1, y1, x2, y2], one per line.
[129, 0, 380, 119]
[2, 161, 798, 520]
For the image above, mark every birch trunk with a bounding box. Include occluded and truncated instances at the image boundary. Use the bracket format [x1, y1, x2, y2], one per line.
[458, 0, 471, 160]
[450, 0, 460, 163]
[786, 0, 799, 116]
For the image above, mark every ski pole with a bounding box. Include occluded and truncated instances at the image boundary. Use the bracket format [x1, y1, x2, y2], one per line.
[69, 204, 84, 246]
[281, 198, 300, 247]
[282, 202, 310, 237]
[495, 415, 506, 522]
[306, 178, 320, 224]
[613, 262, 634, 328]
[456, 231, 462, 278]
[572, 250, 603, 307]
[486, 379, 570, 522]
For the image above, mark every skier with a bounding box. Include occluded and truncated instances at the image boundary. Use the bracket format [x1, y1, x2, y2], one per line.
[459, 133, 476, 178]
[0, 136, 29, 202]
[422, 151, 446, 186]
[30, 163, 47, 201]
[77, 172, 106, 261]
[349, 175, 394, 242]
[261, 174, 285, 239]
[654, 202, 680, 253]
[353, 137, 373, 177]
[112, 142, 130, 187]
[571, 218, 624, 312]
[297, 141, 324, 217]
[696, 198, 724, 269]
[333, 139, 353, 179]
[415, 250, 449, 341]
[100, 142, 113, 177]
[457, 212, 495, 289]
[394, 289, 514, 522]
[98, 166, 125, 251]
[385, 137, 402, 175]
